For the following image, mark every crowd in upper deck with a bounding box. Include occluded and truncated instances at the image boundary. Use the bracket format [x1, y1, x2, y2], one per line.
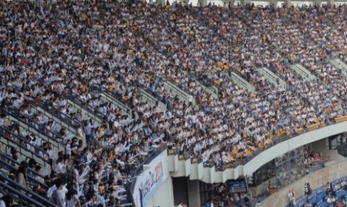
[0, 0, 347, 206]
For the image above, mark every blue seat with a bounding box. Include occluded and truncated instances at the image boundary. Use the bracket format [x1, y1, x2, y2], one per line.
[336, 189, 346, 198]
[308, 197, 317, 205]
[317, 201, 328, 207]
[316, 192, 326, 202]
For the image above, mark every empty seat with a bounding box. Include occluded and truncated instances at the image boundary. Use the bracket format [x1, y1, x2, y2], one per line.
[336, 189, 346, 199]
[316, 191, 326, 202]
[308, 196, 317, 205]
[317, 200, 328, 207]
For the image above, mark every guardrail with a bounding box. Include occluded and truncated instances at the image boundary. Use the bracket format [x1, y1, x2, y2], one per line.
[0, 126, 50, 161]
[33, 101, 79, 134]
[228, 72, 247, 89]
[90, 86, 132, 117]
[0, 130, 51, 172]
[138, 88, 158, 108]
[290, 64, 310, 79]
[0, 158, 48, 190]
[65, 95, 104, 123]
[160, 78, 190, 103]
[3, 108, 63, 151]
[0, 173, 58, 207]
[166, 114, 347, 181]
[190, 76, 218, 99]
[0, 153, 45, 180]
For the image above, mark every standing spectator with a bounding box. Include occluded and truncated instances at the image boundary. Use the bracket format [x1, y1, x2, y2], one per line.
[288, 190, 294, 207]
[16, 161, 30, 192]
[304, 183, 309, 196]
[55, 178, 68, 207]
[0, 194, 13, 207]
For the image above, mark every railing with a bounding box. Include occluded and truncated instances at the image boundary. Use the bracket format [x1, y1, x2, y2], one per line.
[159, 78, 190, 103]
[0, 181, 49, 207]
[90, 86, 132, 116]
[139, 87, 157, 107]
[258, 67, 281, 86]
[290, 64, 310, 79]
[195, 76, 218, 94]
[226, 72, 247, 89]
[0, 173, 58, 207]
[0, 126, 50, 161]
[139, 83, 167, 105]
[34, 100, 79, 133]
[0, 158, 48, 190]
[0, 153, 45, 180]
[65, 94, 104, 123]
[190, 76, 218, 98]
[0, 129, 50, 169]
[4, 108, 63, 151]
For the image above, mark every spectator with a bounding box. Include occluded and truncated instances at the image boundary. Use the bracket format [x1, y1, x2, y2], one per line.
[16, 161, 30, 191]
[0, 194, 13, 207]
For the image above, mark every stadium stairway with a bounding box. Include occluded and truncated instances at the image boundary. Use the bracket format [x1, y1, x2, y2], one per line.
[330, 58, 347, 77]
[29, 103, 79, 136]
[257, 67, 287, 88]
[138, 87, 167, 112]
[65, 95, 104, 125]
[4, 110, 63, 158]
[0, 173, 58, 207]
[224, 72, 256, 93]
[189, 75, 218, 99]
[289, 64, 317, 81]
[159, 77, 196, 105]
[91, 87, 134, 119]
[0, 126, 51, 175]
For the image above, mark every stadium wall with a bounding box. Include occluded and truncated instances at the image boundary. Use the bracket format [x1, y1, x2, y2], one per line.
[132, 150, 175, 207]
[243, 121, 347, 176]
[261, 161, 347, 207]
[166, 121, 347, 184]
[145, 175, 175, 207]
[132, 122, 347, 207]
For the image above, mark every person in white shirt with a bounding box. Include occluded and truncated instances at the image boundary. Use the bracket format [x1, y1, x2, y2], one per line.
[55, 158, 66, 174]
[55, 178, 68, 207]
[178, 201, 184, 207]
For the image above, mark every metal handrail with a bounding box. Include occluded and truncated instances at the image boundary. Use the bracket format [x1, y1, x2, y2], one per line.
[65, 94, 105, 121]
[0, 180, 49, 207]
[97, 87, 132, 110]
[138, 87, 158, 107]
[0, 159, 48, 190]
[0, 173, 58, 207]
[259, 67, 280, 84]
[195, 76, 217, 92]
[0, 132, 50, 165]
[160, 78, 189, 101]
[4, 109, 62, 150]
[190, 75, 217, 96]
[35, 101, 79, 130]
[225, 72, 247, 89]
[0, 153, 45, 179]
[0, 126, 49, 159]
[92, 87, 132, 115]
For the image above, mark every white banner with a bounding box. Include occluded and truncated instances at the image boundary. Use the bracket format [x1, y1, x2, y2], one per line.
[132, 152, 166, 207]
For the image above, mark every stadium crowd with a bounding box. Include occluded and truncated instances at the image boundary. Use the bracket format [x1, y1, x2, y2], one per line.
[1, 0, 347, 206]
